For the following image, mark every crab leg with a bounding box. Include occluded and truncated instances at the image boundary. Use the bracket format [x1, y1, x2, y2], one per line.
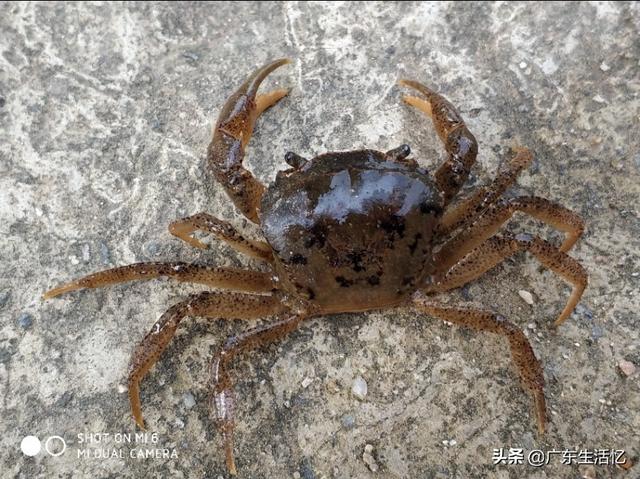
[128, 292, 288, 431]
[438, 147, 534, 236]
[169, 213, 273, 262]
[209, 58, 291, 223]
[43, 262, 275, 299]
[413, 292, 547, 434]
[434, 196, 585, 273]
[399, 79, 478, 205]
[210, 313, 306, 475]
[425, 233, 588, 326]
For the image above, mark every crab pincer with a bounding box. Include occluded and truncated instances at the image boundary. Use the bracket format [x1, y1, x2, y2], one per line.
[208, 58, 292, 223]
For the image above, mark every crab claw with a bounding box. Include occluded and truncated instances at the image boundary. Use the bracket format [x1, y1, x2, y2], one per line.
[209, 58, 292, 223]
[398, 78, 478, 205]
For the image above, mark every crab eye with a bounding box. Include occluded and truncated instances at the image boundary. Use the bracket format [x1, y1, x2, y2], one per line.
[284, 151, 308, 169]
[386, 144, 411, 161]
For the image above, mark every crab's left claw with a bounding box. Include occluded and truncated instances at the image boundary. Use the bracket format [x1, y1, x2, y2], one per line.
[398, 79, 478, 206]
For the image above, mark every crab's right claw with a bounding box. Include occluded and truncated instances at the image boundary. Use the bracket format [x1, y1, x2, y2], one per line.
[209, 58, 292, 223]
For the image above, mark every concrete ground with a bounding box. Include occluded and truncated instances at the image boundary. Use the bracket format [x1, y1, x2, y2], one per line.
[1, 2, 639, 478]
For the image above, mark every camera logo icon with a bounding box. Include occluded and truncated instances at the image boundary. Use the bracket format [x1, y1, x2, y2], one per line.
[21, 435, 67, 457]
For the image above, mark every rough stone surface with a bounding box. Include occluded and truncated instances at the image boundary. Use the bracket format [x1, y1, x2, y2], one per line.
[1, 2, 639, 478]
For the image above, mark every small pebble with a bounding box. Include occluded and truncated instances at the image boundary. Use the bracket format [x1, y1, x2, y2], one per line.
[117, 384, 127, 394]
[174, 418, 185, 428]
[183, 392, 196, 409]
[182, 51, 199, 62]
[18, 313, 33, 329]
[593, 94, 607, 104]
[527, 323, 536, 330]
[599, 62, 610, 72]
[591, 325, 604, 340]
[618, 359, 636, 376]
[325, 379, 340, 393]
[352, 376, 368, 400]
[293, 473, 301, 479]
[518, 290, 534, 305]
[301, 377, 313, 388]
[363, 444, 378, 472]
[519, 61, 527, 69]
[341, 414, 355, 429]
[299, 458, 315, 479]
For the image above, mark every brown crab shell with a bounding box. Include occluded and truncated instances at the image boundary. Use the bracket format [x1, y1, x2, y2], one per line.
[260, 149, 443, 313]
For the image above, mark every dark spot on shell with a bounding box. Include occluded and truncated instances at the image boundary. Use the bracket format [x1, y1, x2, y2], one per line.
[346, 252, 365, 272]
[335, 276, 353, 288]
[304, 224, 327, 249]
[420, 202, 442, 215]
[408, 232, 422, 254]
[289, 254, 308, 265]
[306, 288, 316, 300]
[367, 276, 380, 286]
[380, 217, 405, 238]
[402, 276, 414, 286]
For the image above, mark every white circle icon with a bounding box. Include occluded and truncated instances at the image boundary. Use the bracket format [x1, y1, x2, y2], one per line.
[20, 436, 41, 456]
[45, 436, 67, 457]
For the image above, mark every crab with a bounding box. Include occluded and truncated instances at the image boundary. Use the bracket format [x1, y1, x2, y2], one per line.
[44, 58, 588, 475]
